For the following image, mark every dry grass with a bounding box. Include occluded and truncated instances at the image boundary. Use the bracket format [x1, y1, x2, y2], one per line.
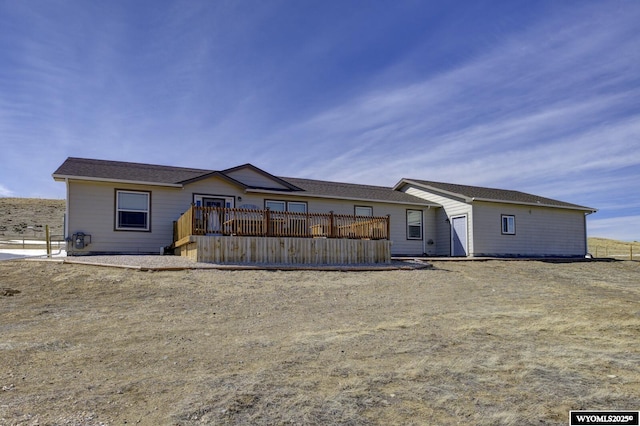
[588, 237, 639, 260]
[1, 259, 638, 425]
[0, 198, 65, 239]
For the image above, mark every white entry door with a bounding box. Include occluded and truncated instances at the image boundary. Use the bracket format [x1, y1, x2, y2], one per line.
[451, 216, 468, 256]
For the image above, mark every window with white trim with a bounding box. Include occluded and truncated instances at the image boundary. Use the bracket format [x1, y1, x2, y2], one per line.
[265, 200, 286, 212]
[355, 206, 373, 217]
[501, 215, 515, 235]
[265, 200, 307, 213]
[287, 202, 307, 213]
[407, 209, 423, 240]
[116, 190, 150, 231]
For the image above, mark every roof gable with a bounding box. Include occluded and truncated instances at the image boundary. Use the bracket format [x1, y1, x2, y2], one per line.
[221, 164, 302, 191]
[397, 178, 596, 211]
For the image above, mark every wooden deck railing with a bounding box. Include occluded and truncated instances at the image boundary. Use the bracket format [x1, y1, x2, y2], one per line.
[174, 206, 390, 243]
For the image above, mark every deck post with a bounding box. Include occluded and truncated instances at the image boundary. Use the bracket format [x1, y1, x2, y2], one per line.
[265, 207, 271, 237]
[386, 214, 391, 240]
[329, 211, 335, 238]
[190, 203, 195, 236]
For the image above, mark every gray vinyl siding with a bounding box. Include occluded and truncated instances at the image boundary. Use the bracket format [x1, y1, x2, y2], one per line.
[67, 177, 245, 254]
[403, 186, 473, 256]
[472, 202, 587, 257]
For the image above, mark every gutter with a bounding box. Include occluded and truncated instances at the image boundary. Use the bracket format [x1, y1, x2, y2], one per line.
[584, 210, 596, 255]
[470, 197, 598, 212]
[52, 174, 183, 188]
[244, 188, 439, 207]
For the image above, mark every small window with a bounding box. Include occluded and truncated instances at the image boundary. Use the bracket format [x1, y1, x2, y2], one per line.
[501, 215, 515, 235]
[355, 206, 373, 217]
[407, 209, 423, 240]
[287, 202, 307, 213]
[116, 190, 150, 231]
[265, 200, 286, 212]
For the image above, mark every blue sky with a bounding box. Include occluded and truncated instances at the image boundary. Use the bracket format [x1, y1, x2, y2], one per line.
[1, 1, 638, 241]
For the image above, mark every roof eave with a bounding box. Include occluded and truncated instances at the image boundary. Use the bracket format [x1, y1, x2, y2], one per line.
[52, 174, 183, 188]
[245, 188, 440, 207]
[471, 197, 597, 212]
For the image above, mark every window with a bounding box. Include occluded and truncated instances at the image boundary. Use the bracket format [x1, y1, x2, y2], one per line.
[116, 190, 150, 231]
[355, 206, 373, 217]
[407, 209, 423, 240]
[265, 200, 286, 212]
[287, 202, 307, 213]
[265, 200, 307, 213]
[501, 215, 515, 235]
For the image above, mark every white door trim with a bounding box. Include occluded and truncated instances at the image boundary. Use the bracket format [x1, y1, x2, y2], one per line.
[451, 215, 468, 256]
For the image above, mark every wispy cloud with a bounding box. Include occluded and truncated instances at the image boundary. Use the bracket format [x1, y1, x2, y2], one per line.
[251, 2, 639, 227]
[0, 1, 638, 238]
[0, 184, 14, 197]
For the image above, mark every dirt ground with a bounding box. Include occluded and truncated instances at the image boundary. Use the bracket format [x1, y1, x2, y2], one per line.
[0, 259, 638, 425]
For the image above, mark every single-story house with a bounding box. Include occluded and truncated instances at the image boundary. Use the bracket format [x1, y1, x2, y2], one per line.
[52, 157, 596, 262]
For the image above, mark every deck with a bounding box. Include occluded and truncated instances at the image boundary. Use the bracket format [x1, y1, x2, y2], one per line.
[173, 206, 392, 265]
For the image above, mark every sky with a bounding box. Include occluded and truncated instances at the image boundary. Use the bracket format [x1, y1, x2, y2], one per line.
[0, 1, 639, 241]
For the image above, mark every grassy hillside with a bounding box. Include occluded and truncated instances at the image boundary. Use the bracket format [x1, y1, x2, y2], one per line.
[588, 237, 638, 260]
[0, 197, 65, 239]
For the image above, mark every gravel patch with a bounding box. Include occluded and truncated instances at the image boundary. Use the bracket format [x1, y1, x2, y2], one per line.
[57, 255, 430, 271]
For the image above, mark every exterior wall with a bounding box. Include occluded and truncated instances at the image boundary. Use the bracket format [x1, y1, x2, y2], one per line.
[66, 178, 245, 255]
[403, 186, 473, 256]
[471, 201, 588, 257]
[66, 178, 433, 256]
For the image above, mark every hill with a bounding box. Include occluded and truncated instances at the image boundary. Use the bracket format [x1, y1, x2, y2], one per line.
[588, 237, 638, 260]
[0, 197, 65, 239]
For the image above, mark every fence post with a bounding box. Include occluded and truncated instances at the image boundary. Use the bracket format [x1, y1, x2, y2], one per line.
[46, 225, 51, 256]
[265, 208, 271, 237]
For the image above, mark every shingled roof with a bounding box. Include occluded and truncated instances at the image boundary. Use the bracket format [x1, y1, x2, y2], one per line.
[398, 179, 595, 211]
[52, 157, 434, 206]
[277, 177, 434, 205]
[53, 157, 213, 185]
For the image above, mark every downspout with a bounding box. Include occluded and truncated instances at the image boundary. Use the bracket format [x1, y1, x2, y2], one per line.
[64, 178, 70, 248]
[423, 206, 429, 256]
[584, 211, 594, 255]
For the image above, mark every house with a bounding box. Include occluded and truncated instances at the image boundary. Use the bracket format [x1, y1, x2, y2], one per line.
[52, 157, 596, 262]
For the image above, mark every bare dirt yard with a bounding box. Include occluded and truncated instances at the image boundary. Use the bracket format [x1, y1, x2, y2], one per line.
[0, 259, 638, 425]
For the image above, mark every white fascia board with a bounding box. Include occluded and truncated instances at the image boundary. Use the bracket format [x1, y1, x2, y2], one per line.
[471, 197, 597, 212]
[244, 188, 438, 207]
[52, 174, 183, 188]
[396, 179, 473, 202]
